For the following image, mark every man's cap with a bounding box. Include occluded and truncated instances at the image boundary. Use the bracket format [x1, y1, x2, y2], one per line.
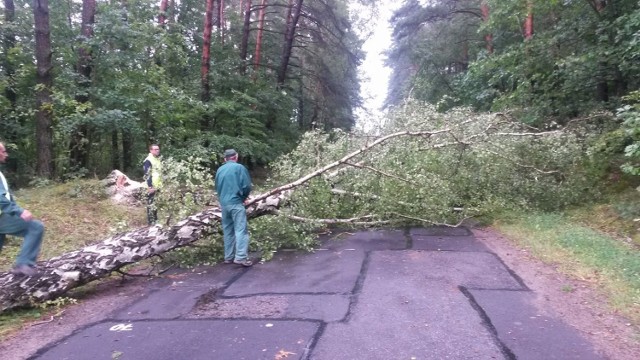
[224, 149, 237, 158]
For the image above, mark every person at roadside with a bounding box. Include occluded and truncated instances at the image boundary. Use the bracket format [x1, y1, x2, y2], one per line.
[0, 142, 45, 277]
[215, 149, 253, 267]
[143, 144, 163, 225]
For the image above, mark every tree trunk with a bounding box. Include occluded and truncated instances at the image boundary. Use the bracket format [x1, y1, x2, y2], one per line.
[167, 0, 174, 25]
[0, 127, 453, 312]
[158, 0, 169, 27]
[33, 0, 54, 178]
[253, 0, 267, 72]
[523, 2, 533, 40]
[239, 0, 252, 75]
[593, 0, 609, 103]
[201, 0, 214, 103]
[480, 1, 493, 54]
[276, 0, 302, 86]
[3, 0, 16, 108]
[122, 129, 133, 173]
[111, 130, 120, 171]
[219, 0, 225, 45]
[3, 0, 19, 172]
[69, 0, 97, 172]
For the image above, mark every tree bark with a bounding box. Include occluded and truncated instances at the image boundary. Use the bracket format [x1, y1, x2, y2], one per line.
[276, 0, 302, 86]
[523, 1, 533, 41]
[69, 0, 97, 172]
[201, 0, 215, 103]
[33, 0, 54, 178]
[253, 0, 267, 72]
[480, 1, 493, 54]
[239, 0, 252, 75]
[3, 0, 16, 108]
[0, 128, 453, 312]
[111, 130, 120, 170]
[219, 0, 225, 45]
[122, 129, 133, 173]
[158, 0, 169, 27]
[3, 0, 19, 172]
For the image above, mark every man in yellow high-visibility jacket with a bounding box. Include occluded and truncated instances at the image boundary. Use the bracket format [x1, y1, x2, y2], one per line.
[143, 144, 163, 225]
[0, 142, 45, 277]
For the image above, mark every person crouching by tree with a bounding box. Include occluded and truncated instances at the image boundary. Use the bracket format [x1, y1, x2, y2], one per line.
[143, 144, 163, 225]
[0, 142, 45, 277]
[215, 149, 254, 267]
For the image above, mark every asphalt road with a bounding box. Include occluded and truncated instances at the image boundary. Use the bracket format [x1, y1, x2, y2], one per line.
[31, 227, 603, 360]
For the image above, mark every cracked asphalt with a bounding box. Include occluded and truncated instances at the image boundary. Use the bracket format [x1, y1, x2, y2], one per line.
[30, 227, 603, 360]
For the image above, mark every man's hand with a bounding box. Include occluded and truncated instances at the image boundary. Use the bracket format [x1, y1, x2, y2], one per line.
[20, 210, 33, 221]
[148, 187, 156, 194]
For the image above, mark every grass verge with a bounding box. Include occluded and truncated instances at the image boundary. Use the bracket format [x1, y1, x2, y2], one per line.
[0, 179, 148, 341]
[495, 211, 640, 325]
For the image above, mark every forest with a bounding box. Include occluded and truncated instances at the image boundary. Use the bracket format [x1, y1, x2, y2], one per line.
[0, 0, 639, 317]
[1, 0, 365, 183]
[1, 0, 639, 183]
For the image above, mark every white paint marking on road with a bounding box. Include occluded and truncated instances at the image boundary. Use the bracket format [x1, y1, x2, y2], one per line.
[109, 323, 133, 332]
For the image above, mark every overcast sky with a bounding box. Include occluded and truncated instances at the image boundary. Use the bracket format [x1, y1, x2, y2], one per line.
[354, 0, 400, 133]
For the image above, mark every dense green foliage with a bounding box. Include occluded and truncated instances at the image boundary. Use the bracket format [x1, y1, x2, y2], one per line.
[386, 0, 640, 125]
[0, 0, 367, 183]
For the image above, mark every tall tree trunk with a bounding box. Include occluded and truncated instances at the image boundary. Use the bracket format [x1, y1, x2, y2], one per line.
[158, 0, 169, 27]
[523, 2, 533, 40]
[69, 0, 97, 172]
[111, 130, 120, 170]
[297, 78, 304, 129]
[480, 1, 493, 54]
[219, 0, 225, 45]
[214, 0, 221, 29]
[3, 0, 18, 172]
[3, 0, 16, 109]
[276, 0, 302, 86]
[201, 0, 214, 103]
[33, 0, 54, 178]
[594, 0, 609, 102]
[239, 0, 252, 75]
[122, 130, 133, 173]
[2, 0, 18, 171]
[167, 0, 174, 25]
[253, 0, 267, 72]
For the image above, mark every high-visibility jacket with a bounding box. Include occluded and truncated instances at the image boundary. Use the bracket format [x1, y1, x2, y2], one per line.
[143, 154, 163, 189]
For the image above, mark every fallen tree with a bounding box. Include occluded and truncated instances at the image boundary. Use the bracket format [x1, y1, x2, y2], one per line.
[0, 127, 448, 312]
[0, 104, 604, 312]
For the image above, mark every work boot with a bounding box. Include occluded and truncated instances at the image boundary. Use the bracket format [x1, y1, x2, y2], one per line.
[233, 258, 253, 267]
[11, 264, 40, 277]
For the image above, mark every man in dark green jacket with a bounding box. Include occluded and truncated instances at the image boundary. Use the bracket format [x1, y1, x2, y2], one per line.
[0, 142, 45, 277]
[215, 149, 253, 267]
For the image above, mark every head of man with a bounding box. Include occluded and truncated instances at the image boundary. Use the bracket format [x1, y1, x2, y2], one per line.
[224, 149, 238, 162]
[149, 144, 160, 157]
[0, 142, 7, 164]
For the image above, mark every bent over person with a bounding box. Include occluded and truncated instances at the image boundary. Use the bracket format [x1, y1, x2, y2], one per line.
[215, 149, 253, 267]
[143, 144, 163, 225]
[0, 142, 45, 277]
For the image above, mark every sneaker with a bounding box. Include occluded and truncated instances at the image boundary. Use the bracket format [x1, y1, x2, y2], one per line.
[233, 258, 253, 267]
[223, 259, 233, 264]
[11, 264, 39, 277]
